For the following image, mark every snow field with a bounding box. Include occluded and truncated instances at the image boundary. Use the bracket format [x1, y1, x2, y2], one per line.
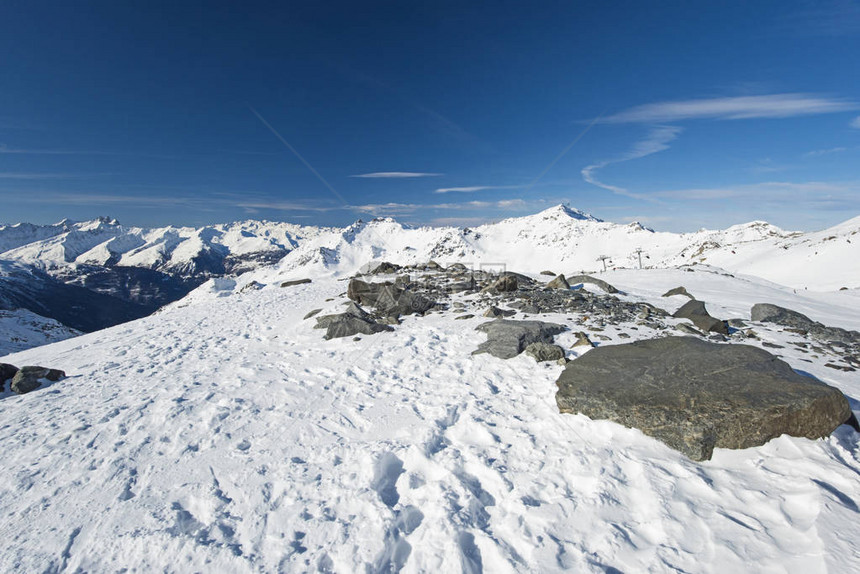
[1, 271, 859, 572]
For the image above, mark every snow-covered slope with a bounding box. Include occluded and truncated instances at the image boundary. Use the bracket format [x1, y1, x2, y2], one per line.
[0, 308, 81, 355]
[1, 269, 858, 572]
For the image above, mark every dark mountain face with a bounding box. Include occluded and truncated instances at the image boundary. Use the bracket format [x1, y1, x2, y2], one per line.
[52, 265, 203, 309]
[0, 249, 296, 334]
[0, 263, 154, 333]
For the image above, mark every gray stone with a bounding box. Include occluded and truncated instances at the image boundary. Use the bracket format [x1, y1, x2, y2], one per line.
[486, 275, 518, 293]
[314, 302, 373, 329]
[525, 342, 566, 362]
[751, 303, 860, 344]
[10, 366, 66, 395]
[555, 337, 855, 461]
[675, 322, 704, 336]
[280, 278, 312, 288]
[325, 316, 393, 340]
[566, 275, 619, 294]
[473, 319, 566, 359]
[240, 280, 264, 292]
[571, 332, 594, 348]
[673, 300, 728, 335]
[662, 286, 694, 299]
[546, 274, 571, 290]
[365, 261, 401, 275]
[483, 306, 517, 319]
[303, 309, 323, 320]
[454, 314, 475, 320]
[540, 270, 556, 276]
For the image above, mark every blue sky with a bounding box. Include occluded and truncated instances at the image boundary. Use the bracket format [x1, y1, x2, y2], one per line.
[1, 0, 859, 232]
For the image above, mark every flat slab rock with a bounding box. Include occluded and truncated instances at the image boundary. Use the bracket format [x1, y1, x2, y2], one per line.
[555, 336, 855, 461]
[473, 319, 566, 359]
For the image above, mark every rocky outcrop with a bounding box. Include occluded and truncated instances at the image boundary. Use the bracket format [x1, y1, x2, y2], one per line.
[483, 306, 517, 319]
[364, 261, 402, 275]
[314, 302, 393, 340]
[546, 274, 571, 290]
[566, 275, 619, 294]
[662, 286, 694, 299]
[484, 275, 518, 293]
[525, 342, 566, 362]
[347, 278, 435, 317]
[751, 303, 860, 344]
[673, 300, 728, 335]
[473, 320, 566, 359]
[571, 332, 594, 348]
[10, 366, 66, 395]
[280, 278, 312, 288]
[556, 337, 856, 461]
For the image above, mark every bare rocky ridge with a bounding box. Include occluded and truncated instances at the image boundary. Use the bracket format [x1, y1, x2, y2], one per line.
[312, 263, 858, 461]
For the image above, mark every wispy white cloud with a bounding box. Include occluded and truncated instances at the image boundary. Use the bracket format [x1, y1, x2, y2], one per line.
[652, 180, 860, 203]
[350, 172, 443, 178]
[804, 147, 847, 157]
[581, 126, 682, 199]
[851, 116, 860, 128]
[601, 94, 857, 124]
[434, 185, 523, 194]
[351, 199, 528, 216]
[0, 172, 108, 180]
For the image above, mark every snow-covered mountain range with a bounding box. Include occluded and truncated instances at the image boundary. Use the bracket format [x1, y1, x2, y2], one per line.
[219, 204, 860, 294]
[2, 205, 858, 342]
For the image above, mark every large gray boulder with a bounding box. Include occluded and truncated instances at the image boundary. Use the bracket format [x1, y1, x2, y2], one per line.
[473, 319, 566, 359]
[556, 337, 856, 461]
[10, 366, 66, 395]
[751, 303, 860, 344]
[324, 315, 393, 340]
[314, 302, 393, 340]
[566, 275, 619, 294]
[673, 300, 728, 335]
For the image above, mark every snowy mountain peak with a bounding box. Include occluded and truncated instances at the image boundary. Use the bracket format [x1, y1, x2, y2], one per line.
[540, 204, 602, 222]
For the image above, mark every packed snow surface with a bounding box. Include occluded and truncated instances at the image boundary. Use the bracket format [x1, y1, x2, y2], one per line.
[1, 267, 859, 572]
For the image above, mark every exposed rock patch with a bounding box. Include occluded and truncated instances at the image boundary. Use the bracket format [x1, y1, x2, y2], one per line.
[314, 302, 393, 340]
[673, 300, 728, 335]
[473, 319, 566, 359]
[10, 366, 66, 395]
[525, 342, 566, 362]
[546, 274, 571, 290]
[280, 278, 312, 288]
[751, 303, 860, 345]
[566, 275, 619, 294]
[556, 337, 856, 461]
[662, 286, 694, 299]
